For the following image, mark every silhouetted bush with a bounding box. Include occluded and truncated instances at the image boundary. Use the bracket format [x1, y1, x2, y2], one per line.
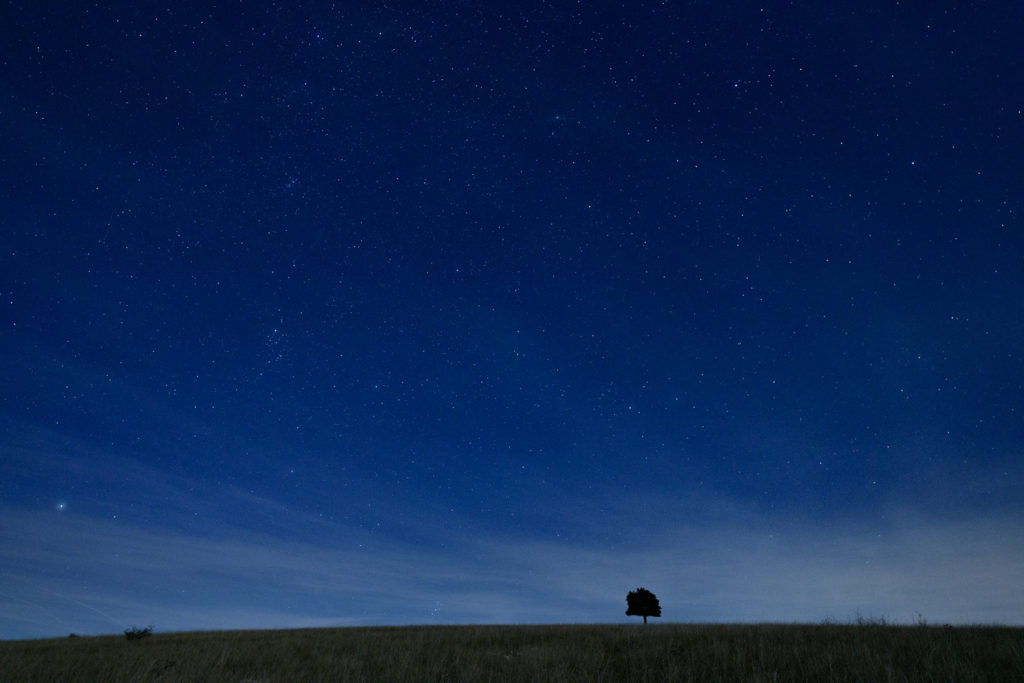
[124, 625, 153, 641]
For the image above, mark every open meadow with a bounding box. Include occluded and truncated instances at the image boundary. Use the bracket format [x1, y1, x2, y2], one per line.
[1, 622, 1022, 682]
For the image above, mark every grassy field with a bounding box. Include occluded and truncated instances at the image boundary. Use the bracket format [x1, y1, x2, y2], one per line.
[1, 622, 1022, 682]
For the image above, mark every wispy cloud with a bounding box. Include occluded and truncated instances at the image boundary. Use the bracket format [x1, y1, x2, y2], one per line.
[3, 495, 1022, 639]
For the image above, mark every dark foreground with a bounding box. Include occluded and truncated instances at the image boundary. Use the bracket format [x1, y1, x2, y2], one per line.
[1, 623, 1022, 682]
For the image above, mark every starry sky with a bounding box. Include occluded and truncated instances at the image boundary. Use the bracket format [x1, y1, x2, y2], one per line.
[2, 2, 1023, 639]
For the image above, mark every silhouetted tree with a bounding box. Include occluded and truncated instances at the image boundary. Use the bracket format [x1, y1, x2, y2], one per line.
[625, 587, 661, 624]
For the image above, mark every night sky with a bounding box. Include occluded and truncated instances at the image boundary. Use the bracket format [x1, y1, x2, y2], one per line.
[3, 2, 1023, 639]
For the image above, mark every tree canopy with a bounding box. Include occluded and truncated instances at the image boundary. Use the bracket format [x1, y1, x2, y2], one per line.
[625, 587, 661, 624]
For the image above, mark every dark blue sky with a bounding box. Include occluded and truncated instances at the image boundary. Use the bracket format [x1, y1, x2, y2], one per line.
[3, 2, 1023, 638]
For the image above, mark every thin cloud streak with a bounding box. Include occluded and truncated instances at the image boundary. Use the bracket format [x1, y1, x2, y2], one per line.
[2, 500, 1021, 639]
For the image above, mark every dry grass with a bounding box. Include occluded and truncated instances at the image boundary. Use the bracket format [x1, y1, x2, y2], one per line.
[1, 622, 1022, 682]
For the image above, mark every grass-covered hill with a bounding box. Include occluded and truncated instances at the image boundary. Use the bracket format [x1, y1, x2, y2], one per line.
[1, 622, 1021, 682]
